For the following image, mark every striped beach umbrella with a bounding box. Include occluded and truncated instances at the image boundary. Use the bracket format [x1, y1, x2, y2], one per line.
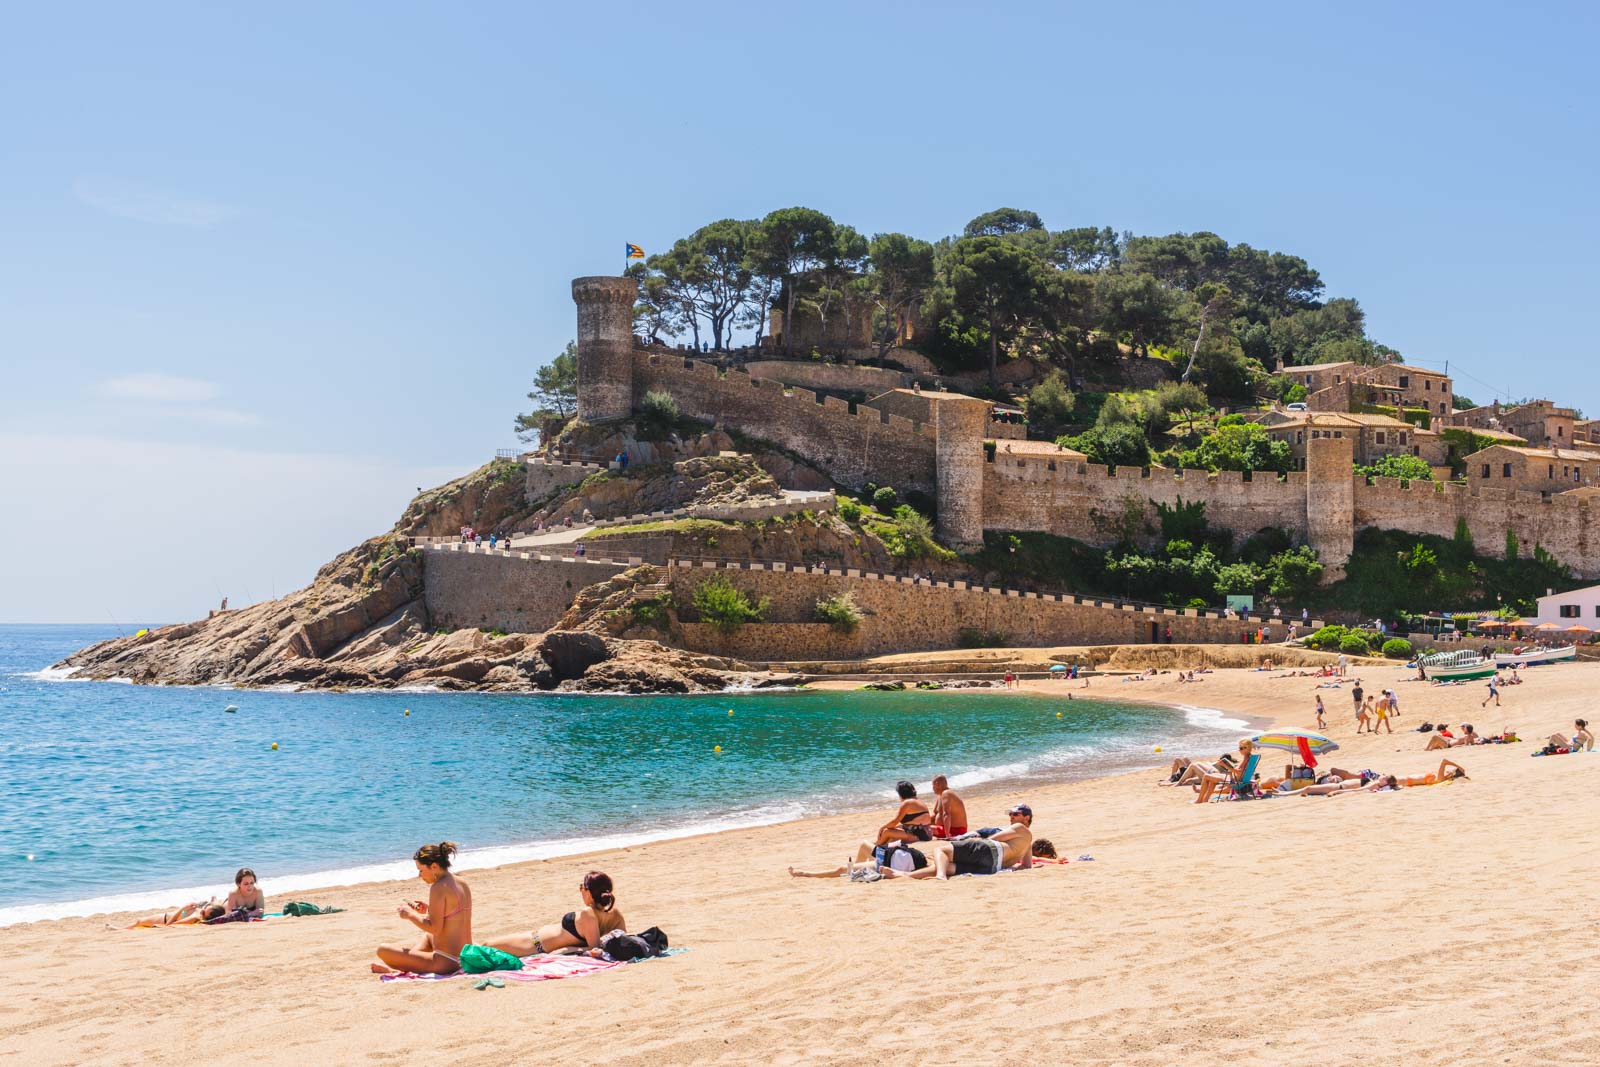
[1249, 729, 1340, 767]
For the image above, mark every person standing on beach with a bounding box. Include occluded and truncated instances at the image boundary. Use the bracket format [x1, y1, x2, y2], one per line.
[1338, 653, 1348, 677]
[1314, 694, 1326, 731]
[1355, 697, 1373, 734]
[1351, 680, 1364, 718]
[371, 841, 472, 976]
[930, 775, 968, 839]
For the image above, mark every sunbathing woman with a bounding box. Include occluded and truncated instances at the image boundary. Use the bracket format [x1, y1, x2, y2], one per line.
[126, 900, 226, 928]
[1161, 752, 1235, 788]
[484, 870, 625, 956]
[1548, 719, 1594, 752]
[1393, 759, 1469, 787]
[225, 867, 265, 918]
[370, 841, 472, 975]
[1194, 740, 1255, 803]
[1426, 724, 1481, 750]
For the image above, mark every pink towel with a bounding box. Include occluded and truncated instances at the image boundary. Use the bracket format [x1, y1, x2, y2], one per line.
[379, 953, 626, 983]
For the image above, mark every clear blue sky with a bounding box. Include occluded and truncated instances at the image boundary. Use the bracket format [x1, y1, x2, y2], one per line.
[3, 2, 1596, 623]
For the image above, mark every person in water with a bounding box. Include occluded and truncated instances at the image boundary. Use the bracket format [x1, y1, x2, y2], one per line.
[484, 870, 625, 955]
[930, 774, 968, 838]
[370, 841, 472, 975]
[226, 867, 266, 917]
[126, 900, 226, 928]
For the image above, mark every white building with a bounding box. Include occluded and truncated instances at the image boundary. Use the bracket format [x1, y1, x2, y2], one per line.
[1530, 583, 1600, 626]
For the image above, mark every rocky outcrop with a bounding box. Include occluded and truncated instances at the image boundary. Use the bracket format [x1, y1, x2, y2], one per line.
[54, 461, 783, 694]
[533, 454, 784, 526]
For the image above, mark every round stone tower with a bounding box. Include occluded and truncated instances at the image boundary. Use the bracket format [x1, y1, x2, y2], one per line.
[933, 395, 992, 550]
[571, 275, 639, 424]
[1305, 432, 1355, 581]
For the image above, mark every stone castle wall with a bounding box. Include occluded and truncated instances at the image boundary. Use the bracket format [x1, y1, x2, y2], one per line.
[633, 353, 938, 494]
[1353, 478, 1596, 571]
[424, 548, 631, 633]
[664, 562, 1294, 660]
[739, 359, 913, 394]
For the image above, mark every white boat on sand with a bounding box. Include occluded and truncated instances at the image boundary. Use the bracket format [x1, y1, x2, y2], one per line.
[1492, 645, 1577, 667]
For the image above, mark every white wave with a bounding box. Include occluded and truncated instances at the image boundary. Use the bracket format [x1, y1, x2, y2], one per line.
[0, 802, 811, 928]
[1176, 703, 1252, 732]
[18, 666, 82, 681]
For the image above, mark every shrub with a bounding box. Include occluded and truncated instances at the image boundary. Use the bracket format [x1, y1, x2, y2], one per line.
[813, 591, 862, 633]
[631, 592, 674, 630]
[692, 577, 768, 634]
[1307, 625, 1348, 650]
[958, 627, 1008, 648]
[837, 497, 863, 523]
[1025, 372, 1076, 437]
[872, 485, 898, 510]
[880, 505, 941, 560]
[1380, 638, 1414, 659]
[1338, 633, 1371, 655]
[639, 389, 679, 439]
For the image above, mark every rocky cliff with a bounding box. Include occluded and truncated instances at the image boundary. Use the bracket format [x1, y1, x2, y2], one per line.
[54, 459, 777, 693]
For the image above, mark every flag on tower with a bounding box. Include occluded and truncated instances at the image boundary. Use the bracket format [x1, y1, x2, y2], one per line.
[625, 242, 645, 259]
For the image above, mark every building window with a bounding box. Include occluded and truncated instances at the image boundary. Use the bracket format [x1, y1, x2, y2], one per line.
[1413, 446, 1420, 456]
[1439, 402, 1447, 414]
[1425, 380, 1432, 391]
[1400, 432, 1408, 445]
[1304, 375, 1312, 386]
[1375, 431, 1386, 445]
[1399, 375, 1410, 388]
[1296, 431, 1304, 444]
[1549, 465, 1556, 478]
[1558, 425, 1564, 438]
[1503, 463, 1512, 478]
[1560, 605, 1580, 618]
[1335, 375, 1343, 384]
[1481, 464, 1491, 478]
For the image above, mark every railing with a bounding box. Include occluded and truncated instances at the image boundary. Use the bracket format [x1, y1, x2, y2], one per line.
[495, 448, 527, 460]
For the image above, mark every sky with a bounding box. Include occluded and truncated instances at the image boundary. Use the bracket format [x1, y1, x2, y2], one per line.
[2, 1, 1597, 623]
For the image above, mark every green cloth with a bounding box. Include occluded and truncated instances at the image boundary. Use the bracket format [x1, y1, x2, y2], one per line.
[459, 944, 526, 974]
[281, 901, 344, 916]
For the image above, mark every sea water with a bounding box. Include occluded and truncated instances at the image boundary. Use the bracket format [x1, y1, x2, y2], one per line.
[0, 624, 1249, 924]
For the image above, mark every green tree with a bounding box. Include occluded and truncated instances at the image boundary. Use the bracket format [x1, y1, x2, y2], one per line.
[866, 232, 935, 360]
[678, 219, 756, 350]
[1047, 226, 1122, 272]
[1063, 422, 1152, 468]
[1263, 546, 1324, 599]
[963, 207, 1045, 238]
[944, 236, 1048, 385]
[1214, 561, 1263, 596]
[513, 341, 578, 440]
[1094, 272, 1181, 357]
[1168, 423, 1292, 474]
[751, 207, 838, 357]
[799, 224, 869, 351]
[1024, 371, 1076, 438]
[1353, 454, 1434, 481]
[1179, 282, 1235, 383]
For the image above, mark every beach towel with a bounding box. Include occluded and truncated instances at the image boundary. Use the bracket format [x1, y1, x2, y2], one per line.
[378, 949, 684, 983]
[279, 902, 344, 917]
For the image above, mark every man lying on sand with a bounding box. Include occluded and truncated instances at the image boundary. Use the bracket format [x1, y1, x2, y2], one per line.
[789, 837, 1057, 882]
[1426, 724, 1483, 749]
[883, 804, 1036, 880]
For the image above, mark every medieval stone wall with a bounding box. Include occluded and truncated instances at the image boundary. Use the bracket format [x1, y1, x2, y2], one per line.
[1353, 478, 1597, 574]
[423, 548, 631, 633]
[664, 562, 1293, 659]
[740, 359, 912, 394]
[634, 353, 939, 494]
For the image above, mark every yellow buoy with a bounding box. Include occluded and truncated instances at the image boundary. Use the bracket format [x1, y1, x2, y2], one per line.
[271, 742, 278, 750]
[1056, 712, 1062, 719]
[713, 745, 722, 753]
[728, 709, 734, 716]
[1154, 745, 1162, 753]
[404, 709, 411, 717]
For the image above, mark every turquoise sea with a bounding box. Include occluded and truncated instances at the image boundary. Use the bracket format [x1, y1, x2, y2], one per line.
[0, 624, 1249, 924]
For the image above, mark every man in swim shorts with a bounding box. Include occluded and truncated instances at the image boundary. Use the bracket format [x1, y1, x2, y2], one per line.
[888, 804, 1035, 880]
[929, 775, 968, 839]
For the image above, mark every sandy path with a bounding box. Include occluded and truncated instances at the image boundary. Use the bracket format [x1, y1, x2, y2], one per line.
[2, 661, 1596, 1066]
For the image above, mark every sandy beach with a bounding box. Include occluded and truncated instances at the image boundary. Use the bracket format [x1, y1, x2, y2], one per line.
[4, 658, 1598, 1066]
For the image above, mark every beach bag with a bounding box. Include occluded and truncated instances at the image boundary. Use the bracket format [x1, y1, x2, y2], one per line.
[877, 844, 928, 872]
[459, 944, 526, 973]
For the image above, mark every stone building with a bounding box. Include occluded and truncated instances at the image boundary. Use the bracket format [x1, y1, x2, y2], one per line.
[1278, 360, 1453, 416]
[1464, 444, 1600, 493]
[1449, 399, 1580, 448]
[569, 276, 1600, 580]
[1262, 412, 1446, 471]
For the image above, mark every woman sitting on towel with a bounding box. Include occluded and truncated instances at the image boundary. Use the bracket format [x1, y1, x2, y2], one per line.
[370, 841, 472, 975]
[1548, 719, 1594, 752]
[483, 870, 625, 956]
[224, 867, 266, 918]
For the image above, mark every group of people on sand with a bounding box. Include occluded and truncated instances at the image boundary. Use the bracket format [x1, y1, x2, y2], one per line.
[369, 842, 632, 976]
[127, 868, 266, 928]
[789, 775, 1056, 882]
[1162, 739, 1470, 803]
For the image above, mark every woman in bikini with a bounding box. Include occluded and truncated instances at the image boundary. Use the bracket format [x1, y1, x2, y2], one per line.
[853, 781, 933, 860]
[1394, 759, 1468, 787]
[484, 870, 624, 955]
[1548, 719, 1594, 752]
[370, 841, 472, 975]
[225, 867, 266, 917]
[1194, 740, 1255, 803]
[126, 900, 226, 928]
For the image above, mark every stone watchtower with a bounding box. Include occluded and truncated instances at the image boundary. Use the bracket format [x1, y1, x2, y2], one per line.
[932, 395, 992, 551]
[1304, 433, 1355, 581]
[571, 276, 639, 423]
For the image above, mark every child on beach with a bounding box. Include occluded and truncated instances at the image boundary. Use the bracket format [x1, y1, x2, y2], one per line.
[1355, 697, 1374, 733]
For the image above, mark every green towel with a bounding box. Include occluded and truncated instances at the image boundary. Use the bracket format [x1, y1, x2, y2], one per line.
[459, 944, 526, 974]
[281, 901, 344, 917]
